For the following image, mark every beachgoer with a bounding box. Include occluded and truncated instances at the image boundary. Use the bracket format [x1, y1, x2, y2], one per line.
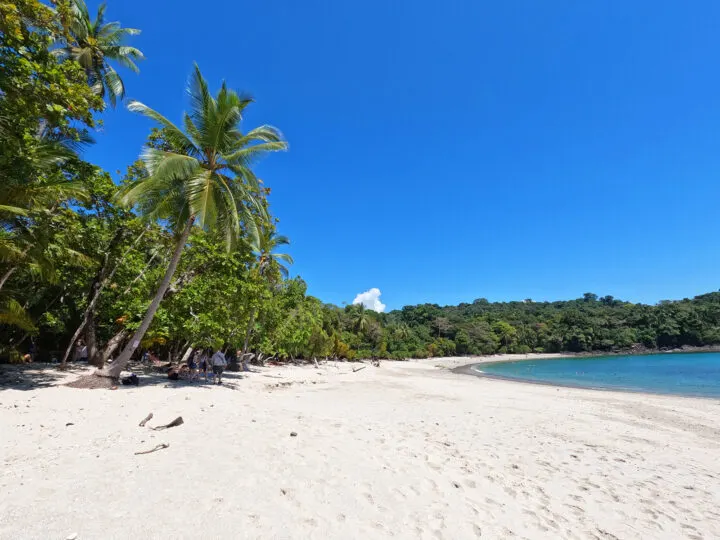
[211, 349, 227, 385]
[188, 350, 199, 381]
[199, 349, 210, 383]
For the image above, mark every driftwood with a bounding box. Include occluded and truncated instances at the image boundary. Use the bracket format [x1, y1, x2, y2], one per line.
[138, 412, 153, 427]
[134, 443, 169, 455]
[150, 416, 184, 430]
[352, 365, 366, 373]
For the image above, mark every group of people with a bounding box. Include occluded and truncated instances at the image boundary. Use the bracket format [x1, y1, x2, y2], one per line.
[186, 348, 227, 385]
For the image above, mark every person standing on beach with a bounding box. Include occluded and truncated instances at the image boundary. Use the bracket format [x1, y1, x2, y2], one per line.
[211, 349, 227, 385]
[188, 349, 199, 381]
[198, 349, 210, 383]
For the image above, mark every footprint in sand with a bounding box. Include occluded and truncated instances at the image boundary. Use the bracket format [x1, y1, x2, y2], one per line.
[564, 504, 584, 516]
[392, 487, 407, 499]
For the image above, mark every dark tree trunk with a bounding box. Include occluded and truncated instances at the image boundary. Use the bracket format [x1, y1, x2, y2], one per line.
[85, 311, 100, 366]
[0, 265, 18, 292]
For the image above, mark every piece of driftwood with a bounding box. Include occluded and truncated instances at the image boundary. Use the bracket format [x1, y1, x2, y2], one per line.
[138, 412, 153, 427]
[134, 443, 169, 455]
[352, 365, 366, 373]
[151, 416, 184, 430]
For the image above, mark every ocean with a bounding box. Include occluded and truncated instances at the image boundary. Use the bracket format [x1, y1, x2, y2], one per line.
[474, 352, 720, 398]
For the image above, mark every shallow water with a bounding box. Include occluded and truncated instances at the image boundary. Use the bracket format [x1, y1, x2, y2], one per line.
[475, 352, 720, 398]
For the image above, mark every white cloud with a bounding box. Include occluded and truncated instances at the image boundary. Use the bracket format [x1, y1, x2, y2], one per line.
[352, 288, 386, 313]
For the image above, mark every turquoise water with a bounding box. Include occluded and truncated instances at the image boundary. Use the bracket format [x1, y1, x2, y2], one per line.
[475, 352, 720, 398]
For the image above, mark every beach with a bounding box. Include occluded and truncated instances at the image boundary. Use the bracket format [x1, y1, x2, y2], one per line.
[1, 356, 719, 539]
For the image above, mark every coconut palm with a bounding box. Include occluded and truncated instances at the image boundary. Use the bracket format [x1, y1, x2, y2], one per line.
[104, 64, 287, 377]
[0, 128, 92, 289]
[0, 128, 91, 216]
[352, 304, 369, 333]
[0, 222, 95, 292]
[241, 228, 294, 356]
[58, 0, 144, 107]
[254, 229, 294, 278]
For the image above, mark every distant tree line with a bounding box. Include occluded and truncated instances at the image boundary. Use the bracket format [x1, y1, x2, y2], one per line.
[325, 292, 720, 360]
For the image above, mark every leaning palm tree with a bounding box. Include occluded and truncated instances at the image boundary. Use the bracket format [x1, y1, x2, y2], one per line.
[58, 0, 144, 107]
[102, 64, 287, 378]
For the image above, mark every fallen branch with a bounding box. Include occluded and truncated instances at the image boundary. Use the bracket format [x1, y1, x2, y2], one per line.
[138, 412, 153, 427]
[151, 416, 184, 430]
[352, 366, 366, 373]
[134, 443, 169, 455]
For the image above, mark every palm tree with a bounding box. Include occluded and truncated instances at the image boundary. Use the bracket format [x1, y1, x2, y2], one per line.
[103, 64, 287, 378]
[0, 128, 91, 216]
[352, 304, 369, 333]
[57, 0, 144, 107]
[254, 228, 294, 278]
[241, 227, 294, 356]
[0, 127, 91, 290]
[0, 222, 94, 292]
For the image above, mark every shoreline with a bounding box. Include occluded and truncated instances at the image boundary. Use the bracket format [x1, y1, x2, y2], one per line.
[446, 351, 720, 401]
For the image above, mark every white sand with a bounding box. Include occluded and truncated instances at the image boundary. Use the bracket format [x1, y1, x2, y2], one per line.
[1, 356, 719, 539]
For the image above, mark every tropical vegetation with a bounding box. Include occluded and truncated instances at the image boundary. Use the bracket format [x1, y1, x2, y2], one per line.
[2, 0, 720, 371]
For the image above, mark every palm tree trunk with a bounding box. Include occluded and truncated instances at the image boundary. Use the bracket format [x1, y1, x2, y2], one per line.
[99, 328, 127, 366]
[99, 216, 195, 378]
[180, 346, 193, 365]
[0, 246, 31, 293]
[0, 265, 18, 292]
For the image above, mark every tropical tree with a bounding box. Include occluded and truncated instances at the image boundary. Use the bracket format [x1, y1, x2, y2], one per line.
[57, 0, 144, 106]
[254, 228, 294, 278]
[103, 64, 287, 377]
[241, 226, 294, 355]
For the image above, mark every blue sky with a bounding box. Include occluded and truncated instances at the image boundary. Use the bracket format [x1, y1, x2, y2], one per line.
[85, 0, 720, 311]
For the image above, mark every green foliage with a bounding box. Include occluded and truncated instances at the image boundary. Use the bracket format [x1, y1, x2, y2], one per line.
[56, 0, 144, 107]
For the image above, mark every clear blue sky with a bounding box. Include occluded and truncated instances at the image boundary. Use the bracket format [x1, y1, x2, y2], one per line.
[85, 0, 720, 311]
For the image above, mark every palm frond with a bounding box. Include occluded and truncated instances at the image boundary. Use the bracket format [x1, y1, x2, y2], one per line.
[186, 168, 217, 230]
[103, 65, 125, 106]
[274, 253, 294, 265]
[0, 299, 36, 332]
[128, 101, 196, 153]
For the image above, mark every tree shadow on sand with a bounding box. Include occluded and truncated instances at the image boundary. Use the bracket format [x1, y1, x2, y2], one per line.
[0, 363, 87, 391]
[0, 363, 246, 391]
[130, 370, 246, 391]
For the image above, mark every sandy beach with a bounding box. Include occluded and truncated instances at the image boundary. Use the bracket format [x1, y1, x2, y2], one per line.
[1, 356, 719, 539]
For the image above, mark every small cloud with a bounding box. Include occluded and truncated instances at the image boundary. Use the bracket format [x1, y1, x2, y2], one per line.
[352, 288, 386, 313]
